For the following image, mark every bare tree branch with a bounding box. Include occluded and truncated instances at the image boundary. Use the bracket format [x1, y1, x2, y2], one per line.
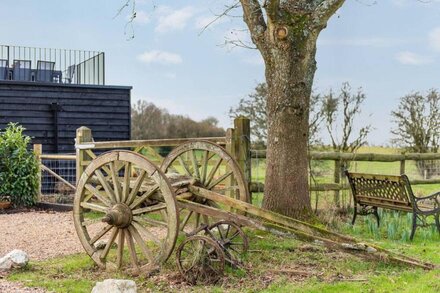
[198, 2, 241, 36]
[239, 0, 267, 48]
[313, 0, 346, 27]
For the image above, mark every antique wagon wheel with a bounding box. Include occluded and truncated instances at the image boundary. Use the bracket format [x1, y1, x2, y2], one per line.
[176, 235, 225, 285]
[161, 141, 250, 232]
[73, 151, 179, 275]
[208, 220, 248, 265]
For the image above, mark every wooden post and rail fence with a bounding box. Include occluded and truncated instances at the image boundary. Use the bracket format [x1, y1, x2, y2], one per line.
[33, 116, 440, 200]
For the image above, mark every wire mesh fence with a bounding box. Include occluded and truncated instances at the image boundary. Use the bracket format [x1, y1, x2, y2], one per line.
[41, 158, 76, 204]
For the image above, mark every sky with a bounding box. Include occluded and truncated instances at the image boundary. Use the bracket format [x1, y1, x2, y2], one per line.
[1, 0, 440, 145]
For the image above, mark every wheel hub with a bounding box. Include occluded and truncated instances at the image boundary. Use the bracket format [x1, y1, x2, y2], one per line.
[102, 203, 133, 228]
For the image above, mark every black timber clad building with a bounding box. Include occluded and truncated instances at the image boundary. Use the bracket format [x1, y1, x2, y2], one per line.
[0, 81, 131, 153]
[0, 45, 131, 153]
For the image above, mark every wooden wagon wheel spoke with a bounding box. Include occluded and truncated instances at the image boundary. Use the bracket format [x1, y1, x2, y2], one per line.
[205, 157, 223, 187]
[126, 170, 147, 206]
[84, 184, 112, 207]
[132, 202, 166, 215]
[89, 225, 113, 245]
[190, 150, 200, 180]
[109, 162, 122, 203]
[133, 215, 168, 228]
[74, 151, 179, 274]
[80, 202, 108, 213]
[129, 185, 159, 209]
[95, 169, 117, 204]
[200, 150, 209, 184]
[207, 171, 233, 190]
[180, 210, 193, 231]
[116, 228, 125, 269]
[131, 221, 161, 245]
[128, 225, 154, 262]
[125, 229, 140, 272]
[121, 162, 131, 204]
[177, 156, 192, 177]
[100, 227, 119, 260]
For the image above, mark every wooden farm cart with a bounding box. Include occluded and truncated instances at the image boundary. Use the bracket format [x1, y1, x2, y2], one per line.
[73, 141, 436, 282]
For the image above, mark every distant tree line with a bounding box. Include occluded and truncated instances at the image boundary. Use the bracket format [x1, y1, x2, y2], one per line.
[131, 101, 225, 140]
[231, 83, 440, 179]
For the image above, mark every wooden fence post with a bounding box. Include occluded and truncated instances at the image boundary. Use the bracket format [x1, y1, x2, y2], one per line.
[76, 127, 92, 185]
[33, 144, 42, 201]
[400, 160, 406, 175]
[233, 117, 251, 187]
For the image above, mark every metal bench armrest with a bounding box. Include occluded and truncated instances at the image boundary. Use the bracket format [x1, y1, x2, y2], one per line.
[413, 191, 440, 212]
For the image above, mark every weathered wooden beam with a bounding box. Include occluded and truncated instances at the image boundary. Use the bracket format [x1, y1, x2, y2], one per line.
[251, 150, 440, 162]
[188, 185, 355, 243]
[76, 127, 93, 185]
[250, 179, 440, 193]
[41, 154, 76, 160]
[76, 137, 226, 150]
[186, 186, 434, 270]
[176, 199, 263, 229]
[33, 144, 42, 201]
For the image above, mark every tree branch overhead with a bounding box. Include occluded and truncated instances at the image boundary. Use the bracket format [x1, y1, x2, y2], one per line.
[239, 0, 267, 47]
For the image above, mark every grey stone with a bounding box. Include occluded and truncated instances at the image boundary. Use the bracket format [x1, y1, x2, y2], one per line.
[91, 279, 137, 293]
[0, 249, 29, 271]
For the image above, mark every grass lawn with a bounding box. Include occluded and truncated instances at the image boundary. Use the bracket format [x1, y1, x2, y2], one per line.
[7, 210, 440, 292]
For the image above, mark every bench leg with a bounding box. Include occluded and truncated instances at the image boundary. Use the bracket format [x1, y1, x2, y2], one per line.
[435, 214, 440, 235]
[410, 213, 417, 241]
[352, 205, 358, 225]
[373, 207, 380, 227]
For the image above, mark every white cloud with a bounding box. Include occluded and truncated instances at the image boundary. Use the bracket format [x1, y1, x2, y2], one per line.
[429, 27, 440, 51]
[133, 10, 150, 24]
[395, 51, 433, 65]
[137, 50, 183, 65]
[155, 6, 195, 33]
[195, 15, 227, 30]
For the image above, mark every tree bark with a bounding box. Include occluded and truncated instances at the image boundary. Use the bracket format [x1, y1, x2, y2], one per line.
[262, 32, 318, 219]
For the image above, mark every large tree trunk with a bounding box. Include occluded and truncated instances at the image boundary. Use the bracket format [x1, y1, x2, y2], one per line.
[262, 36, 318, 219]
[238, 0, 345, 219]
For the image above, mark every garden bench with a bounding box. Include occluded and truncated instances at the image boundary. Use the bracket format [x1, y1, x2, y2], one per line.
[345, 171, 440, 240]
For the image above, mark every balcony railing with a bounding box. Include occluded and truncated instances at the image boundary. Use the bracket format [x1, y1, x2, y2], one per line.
[0, 45, 105, 85]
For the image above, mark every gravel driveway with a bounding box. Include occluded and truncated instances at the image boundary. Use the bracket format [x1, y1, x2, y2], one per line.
[0, 211, 84, 260]
[0, 211, 85, 292]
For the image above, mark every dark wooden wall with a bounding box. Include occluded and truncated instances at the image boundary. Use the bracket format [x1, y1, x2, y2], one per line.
[0, 81, 131, 153]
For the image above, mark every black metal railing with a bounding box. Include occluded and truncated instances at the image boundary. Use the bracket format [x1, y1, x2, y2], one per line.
[0, 45, 105, 85]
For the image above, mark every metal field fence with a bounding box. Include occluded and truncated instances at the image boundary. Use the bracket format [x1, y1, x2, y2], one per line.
[35, 150, 77, 204]
[41, 158, 76, 193]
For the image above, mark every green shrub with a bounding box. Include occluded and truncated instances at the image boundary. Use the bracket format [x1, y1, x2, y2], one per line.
[0, 123, 39, 207]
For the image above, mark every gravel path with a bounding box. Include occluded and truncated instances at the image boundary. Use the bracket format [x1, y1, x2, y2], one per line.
[0, 279, 48, 293]
[0, 211, 86, 292]
[0, 211, 84, 260]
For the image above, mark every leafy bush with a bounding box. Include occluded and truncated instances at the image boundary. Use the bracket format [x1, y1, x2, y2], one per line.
[0, 123, 39, 207]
